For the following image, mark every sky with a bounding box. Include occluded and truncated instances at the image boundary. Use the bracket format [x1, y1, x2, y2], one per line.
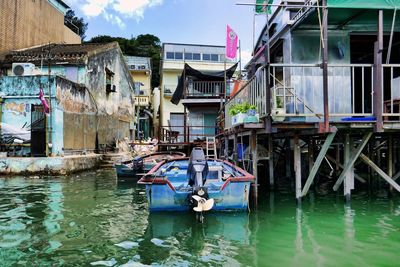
[64, 0, 268, 65]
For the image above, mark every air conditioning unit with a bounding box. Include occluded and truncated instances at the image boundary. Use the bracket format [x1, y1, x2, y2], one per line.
[139, 65, 146, 70]
[12, 63, 35, 76]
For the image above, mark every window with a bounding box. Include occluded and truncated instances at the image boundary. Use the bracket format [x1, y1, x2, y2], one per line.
[105, 67, 116, 92]
[175, 52, 183, 60]
[185, 53, 193, 60]
[203, 54, 210, 61]
[166, 52, 174, 59]
[193, 53, 201, 60]
[211, 54, 219, 61]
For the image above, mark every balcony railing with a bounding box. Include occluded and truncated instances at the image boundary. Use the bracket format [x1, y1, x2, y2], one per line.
[225, 64, 400, 129]
[185, 81, 226, 98]
[160, 125, 218, 143]
[135, 95, 150, 106]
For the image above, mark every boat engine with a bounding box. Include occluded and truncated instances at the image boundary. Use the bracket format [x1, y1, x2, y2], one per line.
[132, 156, 144, 171]
[187, 147, 214, 215]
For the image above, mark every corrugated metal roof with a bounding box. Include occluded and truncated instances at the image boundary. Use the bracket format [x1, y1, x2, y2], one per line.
[0, 42, 119, 65]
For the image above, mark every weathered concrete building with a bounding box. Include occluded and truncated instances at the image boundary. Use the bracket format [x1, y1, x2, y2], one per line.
[0, 0, 81, 54]
[0, 43, 136, 174]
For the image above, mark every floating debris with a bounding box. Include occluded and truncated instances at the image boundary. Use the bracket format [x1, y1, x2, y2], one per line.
[114, 241, 139, 250]
[90, 258, 117, 266]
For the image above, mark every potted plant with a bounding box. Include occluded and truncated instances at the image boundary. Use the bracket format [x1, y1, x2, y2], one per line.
[229, 102, 248, 125]
[244, 103, 259, 123]
[272, 96, 285, 122]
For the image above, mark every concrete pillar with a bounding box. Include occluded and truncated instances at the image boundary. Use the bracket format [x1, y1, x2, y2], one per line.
[344, 134, 354, 203]
[294, 135, 302, 204]
[268, 136, 274, 189]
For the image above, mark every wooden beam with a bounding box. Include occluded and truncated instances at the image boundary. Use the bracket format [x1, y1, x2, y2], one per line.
[333, 132, 372, 191]
[325, 154, 366, 184]
[302, 132, 336, 197]
[360, 153, 400, 193]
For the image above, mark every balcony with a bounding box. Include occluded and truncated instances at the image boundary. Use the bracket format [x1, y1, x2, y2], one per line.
[135, 95, 150, 107]
[224, 64, 400, 129]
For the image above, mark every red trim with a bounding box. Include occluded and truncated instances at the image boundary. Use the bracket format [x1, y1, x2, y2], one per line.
[138, 158, 255, 192]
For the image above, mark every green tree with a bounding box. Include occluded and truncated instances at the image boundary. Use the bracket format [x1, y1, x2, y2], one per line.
[87, 34, 161, 88]
[64, 10, 88, 41]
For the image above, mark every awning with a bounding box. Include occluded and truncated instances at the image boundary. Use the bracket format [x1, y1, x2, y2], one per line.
[171, 63, 238, 105]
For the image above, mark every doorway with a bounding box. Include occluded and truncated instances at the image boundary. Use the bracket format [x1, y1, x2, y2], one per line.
[31, 104, 46, 157]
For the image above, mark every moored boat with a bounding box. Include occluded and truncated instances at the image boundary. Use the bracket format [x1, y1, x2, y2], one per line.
[138, 148, 254, 220]
[115, 151, 186, 179]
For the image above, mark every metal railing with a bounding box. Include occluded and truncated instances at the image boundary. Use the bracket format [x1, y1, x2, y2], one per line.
[185, 81, 225, 97]
[383, 64, 400, 120]
[224, 63, 390, 129]
[135, 96, 150, 106]
[160, 125, 218, 143]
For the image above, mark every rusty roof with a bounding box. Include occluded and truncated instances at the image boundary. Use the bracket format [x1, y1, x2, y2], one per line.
[0, 42, 120, 66]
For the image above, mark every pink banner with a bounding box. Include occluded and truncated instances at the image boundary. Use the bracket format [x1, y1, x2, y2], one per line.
[39, 88, 50, 114]
[226, 25, 238, 59]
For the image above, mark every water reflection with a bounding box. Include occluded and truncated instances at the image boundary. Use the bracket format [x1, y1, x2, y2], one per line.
[136, 212, 251, 266]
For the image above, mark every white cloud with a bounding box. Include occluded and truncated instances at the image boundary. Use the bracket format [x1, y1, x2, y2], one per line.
[81, 0, 113, 17]
[74, 0, 162, 21]
[104, 12, 126, 29]
[113, 0, 163, 18]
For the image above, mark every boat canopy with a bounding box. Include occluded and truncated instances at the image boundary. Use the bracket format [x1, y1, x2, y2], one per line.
[171, 62, 238, 105]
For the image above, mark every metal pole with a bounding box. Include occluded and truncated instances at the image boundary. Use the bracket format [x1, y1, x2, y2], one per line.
[239, 39, 242, 78]
[265, 5, 272, 132]
[322, 0, 329, 132]
[374, 10, 384, 132]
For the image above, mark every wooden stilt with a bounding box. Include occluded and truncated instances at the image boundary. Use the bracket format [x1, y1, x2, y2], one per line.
[360, 153, 400, 192]
[333, 132, 372, 191]
[224, 136, 229, 159]
[308, 139, 315, 180]
[286, 138, 291, 178]
[233, 132, 238, 165]
[251, 130, 258, 206]
[343, 134, 354, 203]
[294, 135, 302, 204]
[335, 144, 340, 174]
[302, 132, 336, 197]
[268, 136, 274, 189]
[388, 135, 394, 192]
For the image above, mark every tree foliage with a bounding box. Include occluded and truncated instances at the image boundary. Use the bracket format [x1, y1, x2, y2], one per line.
[87, 34, 161, 88]
[65, 10, 88, 41]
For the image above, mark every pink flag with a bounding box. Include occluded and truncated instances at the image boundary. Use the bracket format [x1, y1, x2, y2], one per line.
[39, 88, 50, 114]
[226, 25, 238, 59]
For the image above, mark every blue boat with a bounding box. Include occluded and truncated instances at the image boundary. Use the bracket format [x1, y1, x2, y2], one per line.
[138, 148, 254, 220]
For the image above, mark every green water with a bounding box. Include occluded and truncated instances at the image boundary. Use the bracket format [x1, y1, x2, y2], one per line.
[1, 170, 400, 266]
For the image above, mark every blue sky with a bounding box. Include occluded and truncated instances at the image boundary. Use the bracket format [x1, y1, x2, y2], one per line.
[64, 0, 268, 64]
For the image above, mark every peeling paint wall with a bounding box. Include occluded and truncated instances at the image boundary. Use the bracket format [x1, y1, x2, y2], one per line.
[0, 46, 136, 157]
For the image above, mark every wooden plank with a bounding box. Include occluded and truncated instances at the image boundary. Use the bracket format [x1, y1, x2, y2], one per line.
[301, 132, 336, 197]
[333, 132, 372, 191]
[360, 153, 400, 193]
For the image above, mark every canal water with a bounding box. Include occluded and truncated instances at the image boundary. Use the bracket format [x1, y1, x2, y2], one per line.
[1, 170, 399, 266]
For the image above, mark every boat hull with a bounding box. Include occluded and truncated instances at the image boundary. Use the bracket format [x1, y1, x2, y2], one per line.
[139, 159, 254, 212]
[145, 181, 251, 211]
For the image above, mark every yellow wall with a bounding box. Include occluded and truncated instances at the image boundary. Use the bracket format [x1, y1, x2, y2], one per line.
[130, 70, 151, 96]
[160, 60, 235, 128]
